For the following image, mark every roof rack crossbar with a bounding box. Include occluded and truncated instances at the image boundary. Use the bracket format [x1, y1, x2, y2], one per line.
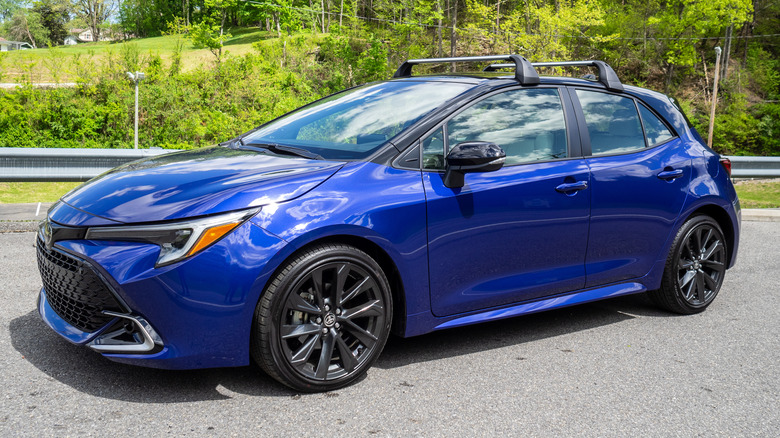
[394, 55, 540, 85]
[484, 60, 623, 92]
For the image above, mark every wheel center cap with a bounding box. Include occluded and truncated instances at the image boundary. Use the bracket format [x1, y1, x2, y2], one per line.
[323, 312, 336, 327]
[693, 261, 701, 270]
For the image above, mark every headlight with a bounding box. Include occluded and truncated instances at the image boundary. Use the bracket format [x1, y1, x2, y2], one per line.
[85, 208, 259, 267]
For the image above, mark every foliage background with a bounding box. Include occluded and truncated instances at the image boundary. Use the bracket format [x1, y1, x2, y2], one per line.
[0, 0, 778, 156]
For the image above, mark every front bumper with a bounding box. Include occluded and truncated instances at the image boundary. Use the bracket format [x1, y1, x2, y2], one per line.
[37, 220, 287, 370]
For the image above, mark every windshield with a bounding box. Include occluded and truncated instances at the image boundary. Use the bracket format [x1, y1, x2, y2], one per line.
[243, 80, 474, 160]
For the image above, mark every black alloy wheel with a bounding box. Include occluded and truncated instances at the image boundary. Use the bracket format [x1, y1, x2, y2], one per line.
[651, 215, 727, 314]
[252, 244, 392, 392]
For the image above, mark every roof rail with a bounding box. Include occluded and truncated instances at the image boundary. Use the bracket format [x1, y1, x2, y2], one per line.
[484, 60, 623, 92]
[393, 55, 540, 85]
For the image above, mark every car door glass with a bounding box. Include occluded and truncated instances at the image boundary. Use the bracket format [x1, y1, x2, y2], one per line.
[639, 104, 675, 146]
[422, 127, 446, 170]
[576, 90, 646, 155]
[445, 89, 568, 165]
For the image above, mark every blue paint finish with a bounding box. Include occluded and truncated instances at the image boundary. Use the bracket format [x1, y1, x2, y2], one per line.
[42, 221, 288, 368]
[62, 147, 343, 223]
[584, 139, 692, 286]
[435, 282, 646, 330]
[48, 201, 123, 226]
[35, 75, 742, 372]
[253, 161, 431, 318]
[679, 149, 741, 268]
[423, 159, 591, 316]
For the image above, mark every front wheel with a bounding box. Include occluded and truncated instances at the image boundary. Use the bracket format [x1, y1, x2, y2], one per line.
[252, 244, 392, 392]
[650, 215, 728, 314]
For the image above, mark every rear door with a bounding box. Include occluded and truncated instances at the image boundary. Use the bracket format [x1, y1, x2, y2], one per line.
[570, 88, 692, 287]
[423, 87, 591, 317]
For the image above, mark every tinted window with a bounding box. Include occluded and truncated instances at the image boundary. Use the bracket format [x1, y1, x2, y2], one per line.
[639, 104, 675, 146]
[576, 90, 645, 155]
[244, 81, 473, 160]
[422, 128, 446, 170]
[446, 88, 568, 165]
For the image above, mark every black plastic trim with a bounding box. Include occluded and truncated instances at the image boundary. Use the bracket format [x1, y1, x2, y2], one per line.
[394, 55, 540, 85]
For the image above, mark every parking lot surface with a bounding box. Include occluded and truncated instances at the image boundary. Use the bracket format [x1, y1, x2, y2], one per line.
[1, 221, 778, 436]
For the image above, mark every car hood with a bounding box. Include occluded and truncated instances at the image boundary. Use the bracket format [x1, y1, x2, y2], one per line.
[57, 146, 344, 225]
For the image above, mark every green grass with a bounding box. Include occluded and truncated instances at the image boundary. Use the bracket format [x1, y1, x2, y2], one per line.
[0, 182, 82, 204]
[0, 28, 275, 82]
[734, 179, 780, 208]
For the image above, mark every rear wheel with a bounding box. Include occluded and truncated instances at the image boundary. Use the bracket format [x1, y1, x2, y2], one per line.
[650, 215, 727, 314]
[252, 244, 392, 392]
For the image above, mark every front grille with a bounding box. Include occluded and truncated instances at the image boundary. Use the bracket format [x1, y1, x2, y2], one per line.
[36, 238, 123, 332]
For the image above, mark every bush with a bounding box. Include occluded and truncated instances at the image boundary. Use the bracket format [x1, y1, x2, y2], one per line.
[0, 32, 389, 149]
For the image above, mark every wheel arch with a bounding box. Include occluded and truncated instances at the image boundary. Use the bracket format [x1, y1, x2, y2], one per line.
[260, 233, 408, 337]
[684, 203, 736, 267]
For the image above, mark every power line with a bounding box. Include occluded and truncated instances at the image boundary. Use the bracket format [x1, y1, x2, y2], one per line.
[242, 1, 780, 42]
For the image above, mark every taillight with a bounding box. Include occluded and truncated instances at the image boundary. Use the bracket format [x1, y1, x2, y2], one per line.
[719, 157, 732, 177]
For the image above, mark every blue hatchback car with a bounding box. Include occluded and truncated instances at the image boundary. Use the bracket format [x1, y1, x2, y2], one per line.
[37, 55, 740, 391]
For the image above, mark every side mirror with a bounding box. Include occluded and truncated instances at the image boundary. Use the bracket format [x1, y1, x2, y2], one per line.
[443, 141, 506, 188]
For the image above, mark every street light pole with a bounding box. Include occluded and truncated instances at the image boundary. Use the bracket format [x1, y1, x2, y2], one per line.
[127, 71, 145, 149]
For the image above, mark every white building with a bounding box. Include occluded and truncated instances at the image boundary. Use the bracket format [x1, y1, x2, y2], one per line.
[0, 38, 33, 51]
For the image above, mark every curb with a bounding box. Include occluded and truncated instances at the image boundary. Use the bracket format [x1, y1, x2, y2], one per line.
[741, 208, 780, 222]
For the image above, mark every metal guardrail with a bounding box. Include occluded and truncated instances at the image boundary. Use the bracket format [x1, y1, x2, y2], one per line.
[724, 156, 780, 178]
[0, 147, 172, 182]
[0, 148, 778, 181]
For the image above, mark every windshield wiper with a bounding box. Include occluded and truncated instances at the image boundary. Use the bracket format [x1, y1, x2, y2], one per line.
[239, 142, 324, 160]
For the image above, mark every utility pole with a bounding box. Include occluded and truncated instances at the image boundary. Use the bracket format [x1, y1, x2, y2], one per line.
[127, 71, 145, 149]
[707, 47, 722, 148]
[722, 25, 733, 80]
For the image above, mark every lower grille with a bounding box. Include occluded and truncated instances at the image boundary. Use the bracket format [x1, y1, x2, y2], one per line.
[36, 238, 123, 332]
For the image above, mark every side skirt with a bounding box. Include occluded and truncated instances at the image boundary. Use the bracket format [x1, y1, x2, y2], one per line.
[404, 282, 647, 336]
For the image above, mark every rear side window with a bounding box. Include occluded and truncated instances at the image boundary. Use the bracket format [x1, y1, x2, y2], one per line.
[576, 90, 645, 155]
[638, 104, 674, 146]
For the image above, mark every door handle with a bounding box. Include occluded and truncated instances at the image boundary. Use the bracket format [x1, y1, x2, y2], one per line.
[657, 169, 684, 180]
[555, 181, 588, 193]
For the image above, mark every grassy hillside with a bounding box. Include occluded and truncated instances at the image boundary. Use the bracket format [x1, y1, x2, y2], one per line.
[0, 28, 273, 83]
[0, 26, 777, 156]
[0, 30, 388, 149]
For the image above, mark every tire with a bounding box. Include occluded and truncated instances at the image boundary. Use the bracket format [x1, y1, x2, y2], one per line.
[252, 243, 392, 392]
[650, 215, 728, 314]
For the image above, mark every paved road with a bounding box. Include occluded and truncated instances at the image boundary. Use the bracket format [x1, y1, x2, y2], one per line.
[1, 222, 778, 436]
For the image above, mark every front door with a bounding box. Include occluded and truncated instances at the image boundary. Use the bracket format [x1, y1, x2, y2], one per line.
[423, 87, 591, 317]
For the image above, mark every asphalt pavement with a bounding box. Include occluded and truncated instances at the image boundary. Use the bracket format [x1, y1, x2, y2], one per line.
[0, 221, 778, 436]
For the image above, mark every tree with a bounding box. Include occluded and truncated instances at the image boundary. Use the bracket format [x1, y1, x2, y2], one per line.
[6, 9, 49, 48]
[32, 0, 71, 46]
[187, 0, 239, 64]
[72, 0, 116, 42]
[646, 0, 753, 88]
[0, 0, 24, 21]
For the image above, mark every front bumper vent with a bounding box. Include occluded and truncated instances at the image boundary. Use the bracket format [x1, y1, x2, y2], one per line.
[36, 238, 123, 332]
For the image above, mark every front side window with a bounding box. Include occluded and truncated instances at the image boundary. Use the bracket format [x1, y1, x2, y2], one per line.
[576, 89, 646, 155]
[244, 81, 473, 160]
[445, 88, 569, 166]
[422, 128, 446, 170]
